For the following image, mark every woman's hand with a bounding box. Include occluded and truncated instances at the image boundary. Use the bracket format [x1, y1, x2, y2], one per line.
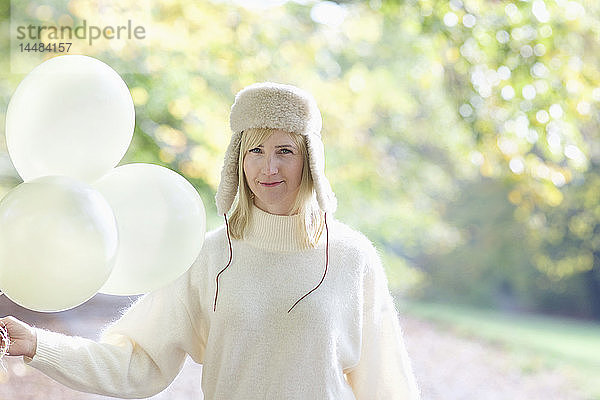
[0, 316, 37, 358]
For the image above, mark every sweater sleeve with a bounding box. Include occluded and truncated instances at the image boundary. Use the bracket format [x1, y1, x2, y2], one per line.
[24, 267, 206, 399]
[346, 243, 420, 400]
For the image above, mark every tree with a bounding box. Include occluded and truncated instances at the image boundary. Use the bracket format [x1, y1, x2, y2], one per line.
[415, 0, 600, 317]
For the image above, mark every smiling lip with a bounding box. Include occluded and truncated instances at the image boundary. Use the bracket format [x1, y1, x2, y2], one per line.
[260, 181, 283, 187]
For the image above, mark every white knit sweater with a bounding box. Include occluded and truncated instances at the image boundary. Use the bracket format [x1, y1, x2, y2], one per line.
[26, 204, 419, 399]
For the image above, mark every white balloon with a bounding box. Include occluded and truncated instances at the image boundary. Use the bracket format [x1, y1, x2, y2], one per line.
[93, 163, 206, 295]
[0, 176, 118, 312]
[5, 55, 135, 183]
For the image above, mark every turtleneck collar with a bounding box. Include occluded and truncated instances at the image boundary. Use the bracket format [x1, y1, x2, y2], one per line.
[243, 203, 313, 252]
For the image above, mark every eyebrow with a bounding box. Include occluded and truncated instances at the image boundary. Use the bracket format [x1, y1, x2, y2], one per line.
[257, 144, 296, 148]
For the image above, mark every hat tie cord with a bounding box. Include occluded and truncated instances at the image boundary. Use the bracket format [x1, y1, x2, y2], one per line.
[213, 213, 233, 312]
[287, 211, 329, 313]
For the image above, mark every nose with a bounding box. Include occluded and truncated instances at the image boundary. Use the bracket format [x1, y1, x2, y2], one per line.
[261, 154, 278, 175]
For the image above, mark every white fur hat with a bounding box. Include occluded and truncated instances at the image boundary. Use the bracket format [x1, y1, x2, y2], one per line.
[215, 82, 337, 215]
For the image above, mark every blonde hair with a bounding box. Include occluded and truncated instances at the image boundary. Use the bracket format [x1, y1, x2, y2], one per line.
[227, 127, 325, 247]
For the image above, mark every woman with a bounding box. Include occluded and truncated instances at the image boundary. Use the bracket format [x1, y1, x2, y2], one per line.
[1, 82, 420, 399]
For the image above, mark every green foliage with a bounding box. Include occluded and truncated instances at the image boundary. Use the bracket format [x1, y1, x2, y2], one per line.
[414, 0, 600, 317]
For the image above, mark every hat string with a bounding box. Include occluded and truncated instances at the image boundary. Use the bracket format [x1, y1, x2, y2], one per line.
[213, 212, 330, 314]
[213, 212, 233, 312]
[287, 212, 329, 313]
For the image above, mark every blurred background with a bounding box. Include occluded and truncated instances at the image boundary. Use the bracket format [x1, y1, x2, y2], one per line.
[1, 0, 600, 399]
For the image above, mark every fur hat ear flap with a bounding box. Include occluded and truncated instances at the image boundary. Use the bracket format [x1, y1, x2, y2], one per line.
[306, 134, 337, 214]
[215, 131, 242, 215]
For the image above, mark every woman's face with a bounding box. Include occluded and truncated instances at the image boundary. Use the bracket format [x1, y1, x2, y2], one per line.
[243, 129, 304, 215]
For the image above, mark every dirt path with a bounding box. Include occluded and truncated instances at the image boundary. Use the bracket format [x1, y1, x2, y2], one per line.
[398, 315, 585, 400]
[0, 295, 585, 399]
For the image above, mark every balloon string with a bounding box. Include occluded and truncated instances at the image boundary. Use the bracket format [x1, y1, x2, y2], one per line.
[0, 320, 9, 362]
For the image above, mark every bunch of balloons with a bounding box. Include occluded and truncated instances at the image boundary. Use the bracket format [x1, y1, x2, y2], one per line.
[0, 55, 206, 312]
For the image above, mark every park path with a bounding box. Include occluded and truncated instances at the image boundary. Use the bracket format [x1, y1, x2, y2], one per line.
[398, 314, 584, 400]
[0, 295, 585, 400]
